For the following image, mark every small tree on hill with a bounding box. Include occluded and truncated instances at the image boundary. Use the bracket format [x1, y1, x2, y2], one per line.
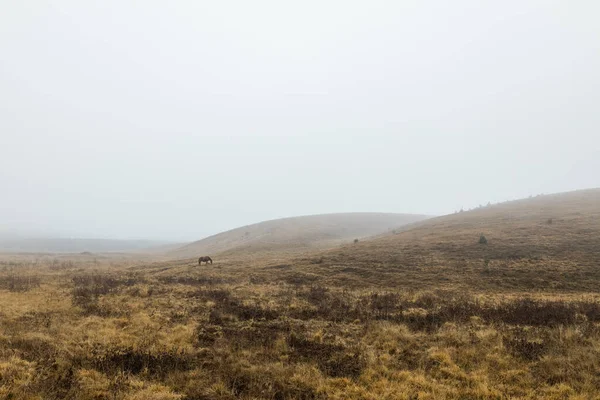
[479, 234, 488, 245]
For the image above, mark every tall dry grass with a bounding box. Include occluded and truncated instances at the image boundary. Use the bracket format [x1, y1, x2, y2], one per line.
[1, 253, 599, 399]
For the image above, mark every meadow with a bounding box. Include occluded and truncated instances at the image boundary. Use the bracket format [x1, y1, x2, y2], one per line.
[1, 252, 599, 400]
[2, 190, 599, 399]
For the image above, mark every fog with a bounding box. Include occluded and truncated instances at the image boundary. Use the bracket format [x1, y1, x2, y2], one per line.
[1, 1, 599, 241]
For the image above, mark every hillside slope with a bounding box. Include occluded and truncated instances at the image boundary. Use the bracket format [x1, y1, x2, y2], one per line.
[262, 189, 600, 291]
[168, 212, 430, 259]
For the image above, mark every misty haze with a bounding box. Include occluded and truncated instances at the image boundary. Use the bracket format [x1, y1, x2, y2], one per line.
[1, 1, 599, 399]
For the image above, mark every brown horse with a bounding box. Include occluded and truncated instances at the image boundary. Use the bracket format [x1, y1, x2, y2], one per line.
[198, 256, 213, 265]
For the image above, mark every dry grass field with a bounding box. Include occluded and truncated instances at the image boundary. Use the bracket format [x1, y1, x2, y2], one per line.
[1, 190, 600, 399]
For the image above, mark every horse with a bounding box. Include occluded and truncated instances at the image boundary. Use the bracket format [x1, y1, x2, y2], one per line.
[198, 256, 213, 265]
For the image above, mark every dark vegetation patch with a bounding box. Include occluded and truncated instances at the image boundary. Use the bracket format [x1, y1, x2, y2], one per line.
[196, 319, 294, 353]
[0, 334, 58, 362]
[291, 285, 366, 322]
[14, 311, 57, 330]
[76, 345, 197, 377]
[502, 327, 549, 360]
[71, 272, 144, 315]
[287, 332, 366, 379]
[158, 275, 228, 286]
[218, 362, 326, 400]
[30, 358, 77, 399]
[193, 288, 281, 321]
[280, 272, 320, 285]
[267, 264, 292, 270]
[284, 286, 600, 331]
[0, 274, 42, 292]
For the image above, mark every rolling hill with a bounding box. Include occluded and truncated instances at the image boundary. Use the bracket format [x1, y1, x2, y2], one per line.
[168, 212, 430, 259]
[8, 190, 597, 399]
[259, 188, 600, 291]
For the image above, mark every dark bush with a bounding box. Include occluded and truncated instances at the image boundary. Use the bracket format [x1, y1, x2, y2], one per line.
[287, 332, 365, 379]
[0, 274, 41, 292]
[488, 298, 578, 326]
[294, 286, 364, 322]
[380, 293, 599, 330]
[503, 328, 548, 360]
[319, 351, 365, 379]
[70, 273, 140, 316]
[31, 359, 76, 399]
[370, 292, 400, 319]
[230, 301, 280, 321]
[222, 364, 325, 399]
[196, 288, 280, 321]
[401, 311, 443, 333]
[302, 285, 330, 303]
[479, 235, 488, 245]
[578, 301, 600, 322]
[195, 324, 222, 347]
[281, 272, 319, 286]
[159, 275, 227, 286]
[82, 345, 196, 376]
[222, 320, 290, 350]
[193, 288, 232, 303]
[1, 334, 58, 362]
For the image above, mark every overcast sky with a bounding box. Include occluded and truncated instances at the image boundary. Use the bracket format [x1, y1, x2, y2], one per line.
[1, 1, 599, 241]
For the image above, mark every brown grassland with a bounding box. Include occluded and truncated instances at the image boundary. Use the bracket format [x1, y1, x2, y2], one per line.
[1, 189, 600, 399]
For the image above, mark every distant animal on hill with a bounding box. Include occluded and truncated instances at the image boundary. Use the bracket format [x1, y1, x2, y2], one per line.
[198, 256, 213, 265]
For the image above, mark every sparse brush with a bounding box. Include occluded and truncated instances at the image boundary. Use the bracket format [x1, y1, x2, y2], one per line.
[0, 274, 41, 292]
[2, 251, 600, 399]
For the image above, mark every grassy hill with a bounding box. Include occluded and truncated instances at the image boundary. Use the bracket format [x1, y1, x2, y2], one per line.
[2, 189, 600, 399]
[245, 188, 600, 291]
[168, 212, 430, 259]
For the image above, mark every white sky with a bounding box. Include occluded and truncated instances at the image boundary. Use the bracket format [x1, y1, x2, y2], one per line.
[1, 0, 599, 241]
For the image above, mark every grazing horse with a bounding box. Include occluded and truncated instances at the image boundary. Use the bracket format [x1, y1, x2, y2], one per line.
[198, 256, 213, 265]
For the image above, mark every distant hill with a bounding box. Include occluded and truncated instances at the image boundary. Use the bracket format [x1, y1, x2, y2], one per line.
[0, 236, 178, 254]
[168, 212, 431, 259]
[268, 189, 600, 291]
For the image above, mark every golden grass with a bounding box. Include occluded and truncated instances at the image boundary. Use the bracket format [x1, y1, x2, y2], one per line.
[1, 255, 599, 399]
[1, 189, 599, 399]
